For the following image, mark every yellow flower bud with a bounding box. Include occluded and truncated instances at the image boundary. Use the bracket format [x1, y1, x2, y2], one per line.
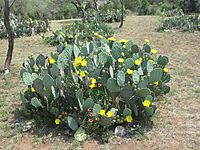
[125, 115, 133, 123]
[49, 58, 56, 65]
[143, 100, 151, 107]
[118, 58, 125, 63]
[99, 109, 106, 116]
[106, 111, 113, 118]
[127, 69, 134, 75]
[31, 87, 36, 92]
[151, 49, 157, 54]
[163, 68, 169, 73]
[55, 118, 61, 125]
[108, 37, 116, 42]
[134, 58, 142, 66]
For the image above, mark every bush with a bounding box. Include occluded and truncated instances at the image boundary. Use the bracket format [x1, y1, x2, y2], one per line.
[20, 37, 171, 139]
[137, 0, 150, 15]
[0, 18, 50, 39]
[86, 8, 123, 23]
[159, 8, 184, 17]
[44, 20, 114, 46]
[158, 15, 200, 32]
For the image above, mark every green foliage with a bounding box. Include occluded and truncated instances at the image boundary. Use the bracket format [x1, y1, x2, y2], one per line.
[20, 37, 171, 137]
[124, 0, 199, 16]
[0, 17, 50, 39]
[86, 8, 124, 23]
[137, 0, 150, 15]
[44, 20, 114, 46]
[10, 0, 77, 20]
[158, 14, 200, 32]
[160, 8, 184, 17]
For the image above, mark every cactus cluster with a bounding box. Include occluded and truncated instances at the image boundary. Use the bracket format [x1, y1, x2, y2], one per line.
[20, 36, 170, 137]
[0, 17, 50, 39]
[86, 8, 124, 23]
[44, 20, 114, 46]
[158, 14, 200, 32]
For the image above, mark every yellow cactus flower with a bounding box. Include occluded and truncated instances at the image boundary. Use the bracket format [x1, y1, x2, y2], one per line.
[163, 67, 169, 73]
[73, 56, 87, 68]
[144, 39, 150, 43]
[121, 52, 125, 56]
[94, 33, 99, 36]
[118, 58, 125, 63]
[81, 59, 87, 67]
[153, 81, 159, 85]
[134, 58, 142, 66]
[151, 49, 157, 54]
[76, 56, 83, 63]
[79, 71, 87, 77]
[73, 61, 80, 67]
[106, 111, 113, 118]
[98, 35, 104, 39]
[108, 37, 116, 42]
[89, 78, 97, 89]
[125, 115, 133, 123]
[143, 100, 151, 107]
[99, 109, 106, 116]
[89, 83, 96, 89]
[127, 69, 134, 75]
[31, 87, 36, 92]
[49, 58, 56, 65]
[55, 118, 61, 125]
[91, 78, 97, 84]
[119, 39, 128, 43]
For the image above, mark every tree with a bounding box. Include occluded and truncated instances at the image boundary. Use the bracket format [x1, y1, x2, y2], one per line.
[93, 0, 98, 11]
[70, 0, 99, 21]
[3, 0, 17, 75]
[119, 0, 124, 28]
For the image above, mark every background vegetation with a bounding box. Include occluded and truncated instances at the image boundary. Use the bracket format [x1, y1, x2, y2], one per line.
[0, 0, 199, 20]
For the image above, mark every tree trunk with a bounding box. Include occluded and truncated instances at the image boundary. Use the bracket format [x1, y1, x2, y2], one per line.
[119, 0, 124, 28]
[93, 0, 98, 11]
[3, 0, 14, 74]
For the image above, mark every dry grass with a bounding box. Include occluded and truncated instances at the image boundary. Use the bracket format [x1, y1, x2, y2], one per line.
[0, 16, 200, 150]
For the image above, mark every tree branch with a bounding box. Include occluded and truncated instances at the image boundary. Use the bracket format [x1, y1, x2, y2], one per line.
[9, 0, 17, 9]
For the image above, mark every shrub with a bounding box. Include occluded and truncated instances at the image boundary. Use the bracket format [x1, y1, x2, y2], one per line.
[86, 9, 124, 23]
[159, 8, 184, 17]
[44, 20, 114, 46]
[20, 37, 171, 139]
[0, 18, 50, 39]
[137, 0, 150, 15]
[158, 15, 200, 32]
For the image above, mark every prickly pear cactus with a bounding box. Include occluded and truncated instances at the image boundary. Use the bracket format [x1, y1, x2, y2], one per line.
[20, 36, 171, 137]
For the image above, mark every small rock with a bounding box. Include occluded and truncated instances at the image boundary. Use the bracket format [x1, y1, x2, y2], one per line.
[11, 120, 21, 129]
[114, 126, 126, 136]
[22, 125, 31, 132]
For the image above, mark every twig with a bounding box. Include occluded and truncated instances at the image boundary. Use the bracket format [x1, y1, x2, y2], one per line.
[9, 0, 17, 9]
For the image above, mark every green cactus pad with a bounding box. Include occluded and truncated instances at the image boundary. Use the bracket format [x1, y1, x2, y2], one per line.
[117, 71, 125, 87]
[106, 78, 120, 93]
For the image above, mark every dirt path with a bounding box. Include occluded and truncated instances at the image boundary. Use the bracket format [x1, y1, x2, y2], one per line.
[0, 16, 200, 150]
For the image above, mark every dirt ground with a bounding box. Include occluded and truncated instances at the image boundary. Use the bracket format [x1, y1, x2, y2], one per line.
[0, 16, 200, 150]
